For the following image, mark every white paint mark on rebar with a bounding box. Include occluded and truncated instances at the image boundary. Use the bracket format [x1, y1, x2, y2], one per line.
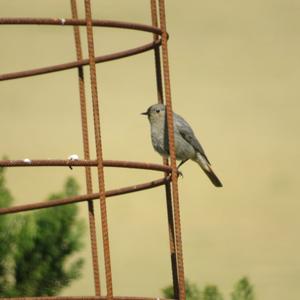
[68, 154, 79, 161]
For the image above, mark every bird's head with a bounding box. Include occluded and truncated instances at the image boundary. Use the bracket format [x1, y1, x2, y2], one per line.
[141, 103, 166, 124]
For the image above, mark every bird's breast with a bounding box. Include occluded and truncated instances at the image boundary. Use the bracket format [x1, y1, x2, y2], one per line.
[150, 124, 169, 157]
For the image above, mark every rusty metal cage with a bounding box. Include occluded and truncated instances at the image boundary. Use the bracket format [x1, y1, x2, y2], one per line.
[0, 1, 186, 299]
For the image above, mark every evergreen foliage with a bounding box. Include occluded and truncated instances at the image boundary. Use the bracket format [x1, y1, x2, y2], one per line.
[162, 277, 255, 300]
[0, 167, 84, 297]
[231, 277, 254, 300]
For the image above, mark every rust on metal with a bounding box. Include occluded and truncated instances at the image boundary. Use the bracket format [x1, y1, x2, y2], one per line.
[158, 1, 186, 299]
[150, 0, 179, 298]
[150, 0, 164, 104]
[0, 18, 162, 34]
[84, 0, 113, 297]
[0, 1, 186, 299]
[0, 176, 171, 216]
[0, 40, 162, 81]
[0, 18, 162, 81]
[0, 297, 174, 300]
[70, 0, 101, 295]
[0, 159, 172, 172]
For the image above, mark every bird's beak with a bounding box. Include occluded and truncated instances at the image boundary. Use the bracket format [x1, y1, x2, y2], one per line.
[141, 111, 148, 116]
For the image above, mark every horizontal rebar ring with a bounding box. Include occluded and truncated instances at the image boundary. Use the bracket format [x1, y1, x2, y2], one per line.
[0, 159, 171, 172]
[0, 297, 174, 300]
[0, 159, 173, 215]
[0, 18, 162, 34]
[0, 177, 171, 215]
[0, 18, 164, 81]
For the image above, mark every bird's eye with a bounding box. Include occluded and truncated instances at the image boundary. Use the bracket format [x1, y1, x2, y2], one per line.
[156, 109, 160, 113]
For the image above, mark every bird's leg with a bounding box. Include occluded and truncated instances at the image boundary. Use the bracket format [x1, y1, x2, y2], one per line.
[177, 159, 189, 169]
[176, 159, 189, 178]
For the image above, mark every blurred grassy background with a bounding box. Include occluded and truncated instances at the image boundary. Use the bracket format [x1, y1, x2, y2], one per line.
[1, 0, 300, 299]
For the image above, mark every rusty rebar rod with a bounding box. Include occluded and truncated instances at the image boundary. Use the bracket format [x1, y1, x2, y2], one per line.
[0, 3, 186, 299]
[70, 0, 101, 295]
[150, 1, 179, 298]
[0, 18, 161, 33]
[0, 297, 174, 300]
[0, 40, 161, 81]
[150, 0, 164, 104]
[84, 0, 113, 297]
[0, 159, 172, 172]
[158, 1, 186, 299]
[0, 18, 163, 82]
[0, 176, 171, 216]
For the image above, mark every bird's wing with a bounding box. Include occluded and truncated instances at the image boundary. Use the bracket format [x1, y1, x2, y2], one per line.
[174, 113, 211, 164]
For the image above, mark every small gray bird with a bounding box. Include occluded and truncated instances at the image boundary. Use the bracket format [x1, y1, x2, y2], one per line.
[142, 103, 222, 187]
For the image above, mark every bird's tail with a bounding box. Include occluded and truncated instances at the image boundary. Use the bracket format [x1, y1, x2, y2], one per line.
[195, 153, 223, 187]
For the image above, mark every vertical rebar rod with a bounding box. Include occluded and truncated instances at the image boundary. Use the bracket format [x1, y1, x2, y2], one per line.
[158, 1, 186, 299]
[150, 0, 179, 298]
[150, 0, 164, 104]
[70, 0, 101, 295]
[83, 0, 113, 298]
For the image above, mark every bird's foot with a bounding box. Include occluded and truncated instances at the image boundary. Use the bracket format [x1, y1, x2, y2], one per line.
[177, 169, 184, 178]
